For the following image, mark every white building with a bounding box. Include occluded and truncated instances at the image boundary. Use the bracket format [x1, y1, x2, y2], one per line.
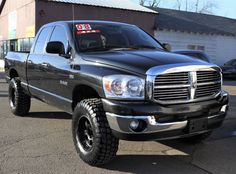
[154, 8, 236, 66]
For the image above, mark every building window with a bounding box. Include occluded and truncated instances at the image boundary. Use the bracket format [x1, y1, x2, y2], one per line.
[197, 45, 205, 51]
[0, 41, 3, 60]
[187, 45, 196, 50]
[18, 38, 34, 52]
[0, 37, 35, 59]
[0, 41, 9, 60]
[187, 44, 205, 51]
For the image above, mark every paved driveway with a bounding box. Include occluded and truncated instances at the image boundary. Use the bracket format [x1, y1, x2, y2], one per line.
[0, 72, 235, 174]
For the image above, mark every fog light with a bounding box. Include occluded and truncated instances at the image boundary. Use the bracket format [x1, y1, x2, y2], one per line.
[129, 120, 147, 132]
[130, 120, 140, 130]
[221, 105, 228, 112]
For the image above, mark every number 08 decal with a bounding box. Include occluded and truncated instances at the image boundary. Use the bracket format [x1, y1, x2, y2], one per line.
[76, 24, 92, 31]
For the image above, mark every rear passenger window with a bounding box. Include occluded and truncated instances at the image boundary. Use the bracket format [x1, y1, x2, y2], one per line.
[34, 27, 53, 54]
[49, 26, 68, 52]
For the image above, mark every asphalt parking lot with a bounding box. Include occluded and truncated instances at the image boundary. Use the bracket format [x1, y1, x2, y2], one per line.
[0, 72, 235, 174]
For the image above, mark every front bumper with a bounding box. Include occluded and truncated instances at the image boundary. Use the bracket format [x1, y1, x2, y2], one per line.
[103, 91, 229, 141]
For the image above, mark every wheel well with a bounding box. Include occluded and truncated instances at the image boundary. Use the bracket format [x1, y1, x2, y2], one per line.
[9, 69, 19, 79]
[72, 85, 100, 111]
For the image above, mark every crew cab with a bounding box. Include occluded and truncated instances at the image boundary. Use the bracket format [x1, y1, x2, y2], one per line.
[4, 21, 229, 166]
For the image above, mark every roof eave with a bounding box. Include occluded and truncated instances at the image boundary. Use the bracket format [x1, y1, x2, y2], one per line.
[45, 0, 158, 14]
[156, 27, 235, 37]
[0, 0, 6, 15]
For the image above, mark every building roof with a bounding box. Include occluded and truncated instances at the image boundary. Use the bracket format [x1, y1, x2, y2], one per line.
[46, 0, 157, 13]
[0, 0, 6, 14]
[153, 7, 236, 36]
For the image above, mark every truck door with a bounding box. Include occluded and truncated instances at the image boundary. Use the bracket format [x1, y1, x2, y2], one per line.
[27, 26, 53, 97]
[38, 25, 72, 109]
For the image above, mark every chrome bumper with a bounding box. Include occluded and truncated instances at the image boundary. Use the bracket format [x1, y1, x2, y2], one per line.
[106, 104, 228, 134]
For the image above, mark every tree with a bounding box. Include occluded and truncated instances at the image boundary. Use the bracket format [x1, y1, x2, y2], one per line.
[197, 1, 217, 14]
[176, 0, 182, 10]
[175, 0, 217, 14]
[139, 0, 146, 6]
[149, 0, 161, 8]
[139, 0, 161, 8]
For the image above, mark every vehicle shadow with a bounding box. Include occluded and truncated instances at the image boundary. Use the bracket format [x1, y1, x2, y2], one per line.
[25, 112, 72, 120]
[102, 94, 236, 174]
[103, 153, 198, 174]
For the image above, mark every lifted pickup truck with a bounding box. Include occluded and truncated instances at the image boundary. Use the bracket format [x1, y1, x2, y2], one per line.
[5, 21, 229, 166]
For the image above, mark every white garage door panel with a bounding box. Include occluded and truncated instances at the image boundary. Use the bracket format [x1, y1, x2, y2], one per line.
[155, 30, 218, 64]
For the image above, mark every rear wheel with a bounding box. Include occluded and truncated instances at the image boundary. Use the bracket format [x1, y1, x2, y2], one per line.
[72, 98, 119, 166]
[8, 78, 31, 116]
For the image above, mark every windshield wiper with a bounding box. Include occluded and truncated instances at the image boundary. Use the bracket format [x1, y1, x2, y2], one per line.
[80, 46, 112, 52]
[104, 45, 133, 50]
[81, 45, 131, 52]
[81, 45, 160, 52]
[130, 45, 158, 50]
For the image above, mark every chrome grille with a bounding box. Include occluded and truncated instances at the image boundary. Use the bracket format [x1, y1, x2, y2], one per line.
[154, 87, 189, 101]
[197, 71, 221, 83]
[196, 83, 221, 98]
[154, 72, 189, 85]
[153, 70, 221, 103]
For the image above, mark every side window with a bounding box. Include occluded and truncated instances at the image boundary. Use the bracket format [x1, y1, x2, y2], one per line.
[34, 27, 53, 54]
[49, 26, 68, 52]
[232, 60, 236, 66]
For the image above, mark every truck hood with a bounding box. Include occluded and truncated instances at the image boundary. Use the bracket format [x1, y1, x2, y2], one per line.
[82, 50, 209, 75]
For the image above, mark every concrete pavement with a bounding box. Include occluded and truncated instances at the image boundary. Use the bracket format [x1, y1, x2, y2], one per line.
[0, 73, 235, 174]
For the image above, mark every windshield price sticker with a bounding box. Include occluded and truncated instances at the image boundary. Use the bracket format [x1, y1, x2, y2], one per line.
[77, 30, 101, 35]
[76, 24, 92, 31]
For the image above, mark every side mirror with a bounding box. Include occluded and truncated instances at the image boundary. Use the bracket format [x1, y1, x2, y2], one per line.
[46, 41, 65, 55]
[162, 43, 172, 51]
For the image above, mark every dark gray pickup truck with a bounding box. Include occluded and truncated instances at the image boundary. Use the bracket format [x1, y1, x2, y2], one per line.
[4, 21, 229, 166]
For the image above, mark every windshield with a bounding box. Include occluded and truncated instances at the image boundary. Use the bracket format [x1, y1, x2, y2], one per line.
[73, 23, 164, 52]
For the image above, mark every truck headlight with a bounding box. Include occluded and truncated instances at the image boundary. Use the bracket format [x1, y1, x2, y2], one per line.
[103, 75, 145, 99]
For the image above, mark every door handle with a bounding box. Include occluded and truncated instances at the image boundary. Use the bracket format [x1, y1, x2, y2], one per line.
[41, 63, 49, 67]
[27, 60, 33, 64]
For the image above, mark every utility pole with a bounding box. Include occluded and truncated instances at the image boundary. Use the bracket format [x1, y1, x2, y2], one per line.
[195, 0, 199, 12]
[185, 0, 188, 11]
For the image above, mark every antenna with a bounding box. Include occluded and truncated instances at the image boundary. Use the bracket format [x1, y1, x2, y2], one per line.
[72, 4, 75, 40]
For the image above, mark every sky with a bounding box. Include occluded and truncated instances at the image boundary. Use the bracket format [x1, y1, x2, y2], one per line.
[132, 0, 236, 19]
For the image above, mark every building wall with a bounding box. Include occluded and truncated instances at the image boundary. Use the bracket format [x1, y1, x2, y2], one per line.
[36, 1, 156, 35]
[155, 29, 236, 65]
[215, 36, 236, 65]
[0, 0, 35, 40]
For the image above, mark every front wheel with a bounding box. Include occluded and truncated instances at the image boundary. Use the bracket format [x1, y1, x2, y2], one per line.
[72, 99, 119, 166]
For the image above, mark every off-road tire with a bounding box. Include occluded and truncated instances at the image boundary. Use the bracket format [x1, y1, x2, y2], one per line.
[180, 131, 212, 143]
[72, 98, 119, 166]
[8, 78, 31, 116]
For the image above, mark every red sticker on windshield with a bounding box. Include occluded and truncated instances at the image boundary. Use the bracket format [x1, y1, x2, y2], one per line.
[77, 30, 101, 35]
[76, 24, 92, 31]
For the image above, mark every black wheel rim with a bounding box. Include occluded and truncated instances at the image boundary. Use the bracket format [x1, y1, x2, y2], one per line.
[77, 116, 94, 152]
[10, 88, 16, 109]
